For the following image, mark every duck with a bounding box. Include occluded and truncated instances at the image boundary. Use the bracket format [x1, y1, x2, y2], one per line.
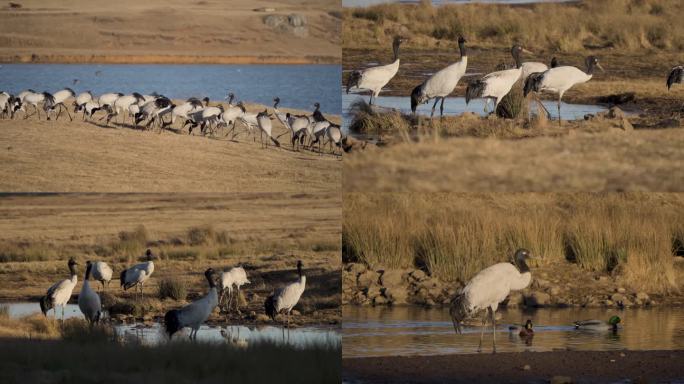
[574, 316, 621, 332]
[509, 319, 534, 337]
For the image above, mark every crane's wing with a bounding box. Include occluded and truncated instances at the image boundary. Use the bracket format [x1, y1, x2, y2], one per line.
[47, 279, 71, 298]
[462, 263, 518, 312]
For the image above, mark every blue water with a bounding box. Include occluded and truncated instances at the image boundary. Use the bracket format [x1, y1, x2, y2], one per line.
[344, 0, 573, 7]
[0, 64, 341, 115]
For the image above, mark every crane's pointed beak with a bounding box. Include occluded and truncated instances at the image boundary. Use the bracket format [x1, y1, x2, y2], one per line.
[597, 63, 605, 72]
[522, 48, 534, 55]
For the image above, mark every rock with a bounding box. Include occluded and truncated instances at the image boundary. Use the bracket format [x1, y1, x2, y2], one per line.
[604, 299, 614, 306]
[256, 314, 270, 322]
[607, 106, 626, 119]
[384, 287, 408, 305]
[288, 14, 307, 27]
[549, 286, 561, 296]
[410, 270, 427, 281]
[380, 270, 404, 288]
[506, 292, 524, 307]
[636, 292, 649, 301]
[262, 14, 308, 37]
[533, 278, 550, 289]
[551, 376, 573, 384]
[525, 291, 551, 307]
[617, 287, 626, 294]
[357, 270, 379, 289]
[611, 293, 626, 303]
[347, 263, 366, 276]
[366, 285, 381, 300]
[373, 295, 388, 305]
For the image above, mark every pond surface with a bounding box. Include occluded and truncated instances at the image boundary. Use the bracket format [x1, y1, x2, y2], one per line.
[0, 64, 341, 114]
[344, 0, 573, 7]
[342, 93, 607, 133]
[2, 302, 340, 349]
[343, 306, 684, 357]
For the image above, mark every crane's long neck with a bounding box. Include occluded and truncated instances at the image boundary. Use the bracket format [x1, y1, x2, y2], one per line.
[84, 264, 92, 281]
[69, 263, 77, 280]
[458, 40, 467, 60]
[392, 41, 400, 62]
[513, 51, 522, 69]
[274, 99, 279, 110]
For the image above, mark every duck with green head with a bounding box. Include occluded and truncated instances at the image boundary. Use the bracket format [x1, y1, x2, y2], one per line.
[509, 319, 534, 338]
[574, 315, 621, 332]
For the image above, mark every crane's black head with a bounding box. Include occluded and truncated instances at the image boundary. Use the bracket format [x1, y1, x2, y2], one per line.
[274, 97, 280, 103]
[458, 36, 467, 44]
[525, 319, 533, 330]
[85, 260, 93, 280]
[68, 257, 78, 275]
[585, 56, 604, 74]
[314, 102, 320, 109]
[513, 248, 532, 273]
[202, 96, 210, 105]
[550, 57, 559, 68]
[145, 249, 154, 260]
[205, 268, 217, 288]
[296, 260, 303, 276]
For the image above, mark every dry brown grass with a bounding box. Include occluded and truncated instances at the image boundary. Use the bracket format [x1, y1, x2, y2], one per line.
[343, 193, 684, 293]
[343, 0, 684, 53]
[0, 313, 60, 339]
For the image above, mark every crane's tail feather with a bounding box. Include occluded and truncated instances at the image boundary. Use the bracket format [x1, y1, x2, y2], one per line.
[164, 309, 182, 337]
[39, 295, 52, 316]
[449, 293, 471, 335]
[119, 270, 127, 289]
[346, 71, 362, 94]
[523, 72, 545, 97]
[410, 84, 424, 114]
[264, 294, 277, 321]
[465, 80, 486, 105]
[270, 137, 281, 147]
[667, 67, 683, 90]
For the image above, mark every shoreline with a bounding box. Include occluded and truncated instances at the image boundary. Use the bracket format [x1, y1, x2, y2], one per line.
[0, 54, 340, 65]
[343, 350, 684, 383]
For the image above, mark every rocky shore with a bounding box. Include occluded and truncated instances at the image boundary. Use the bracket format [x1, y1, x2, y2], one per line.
[343, 260, 684, 309]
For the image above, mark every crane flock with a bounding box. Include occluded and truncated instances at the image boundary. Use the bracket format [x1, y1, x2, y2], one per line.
[0, 88, 343, 156]
[33, 249, 306, 340]
[347, 36, 682, 125]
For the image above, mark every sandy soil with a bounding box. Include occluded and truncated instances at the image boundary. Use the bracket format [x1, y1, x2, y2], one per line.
[0, 193, 341, 325]
[0, 102, 341, 192]
[343, 350, 684, 383]
[0, 0, 340, 63]
[343, 128, 684, 192]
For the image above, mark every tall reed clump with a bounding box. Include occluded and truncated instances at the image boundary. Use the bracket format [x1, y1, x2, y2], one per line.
[112, 225, 149, 261]
[343, 193, 684, 292]
[158, 278, 187, 301]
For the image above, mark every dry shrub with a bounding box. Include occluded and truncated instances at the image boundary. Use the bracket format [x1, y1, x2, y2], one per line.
[343, 193, 683, 292]
[158, 277, 187, 301]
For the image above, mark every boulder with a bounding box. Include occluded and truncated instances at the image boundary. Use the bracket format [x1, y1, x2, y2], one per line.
[346, 263, 366, 276]
[611, 293, 626, 303]
[549, 286, 561, 296]
[525, 291, 551, 307]
[256, 314, 271, 322]
[607, 106, 626, 119]
[380, 270, 405, 288]
[357, 270, 379, 289]
[410, 270, 427, 282]
[384, 287, 408, 305]
[636, 292, 649, 301]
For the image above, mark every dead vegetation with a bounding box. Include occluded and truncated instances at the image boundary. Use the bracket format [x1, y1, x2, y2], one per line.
[343, 193, 684, 293]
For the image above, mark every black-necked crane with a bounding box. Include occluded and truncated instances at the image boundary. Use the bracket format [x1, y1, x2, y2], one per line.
[273, 97, 293, 140]
[256, 109, 281, 148]
[97, 92, 122, 114]
[91, 261, 113, 292]
[120, 249, 155, 299]
[82, 100, 103, 120]
[135, 96, 175, 130]
[21, 91, 47, 120]
[347, 36, 407, 105]
[450, 249, 534, 353]
[410, 36, 468, 118]
[171, 97, 205, 130]
[265, 260, 306, 327]
[219, 267, 250, 313]
[45, 88, 76, 121]
[325, 124, 342, 156]
[78, 261, 102, 324]
[40, 257, 78, 320]
[164, 268, 219, 340]
[667, 65, 683, 90]
[524, 55, 604, 126]
[74, 91, 93, 119]
[465, 45, 533, 114]
[107, 92, 145, 125]
[310, 120, 331, 154]
[285, 112, 313, 151]
[0, 92, 15, 119]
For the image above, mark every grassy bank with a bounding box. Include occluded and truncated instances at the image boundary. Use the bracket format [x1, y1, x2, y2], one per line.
[0, 336, 340, 384]
[343, 0, 684, 52]
[343, 193, 684, 293]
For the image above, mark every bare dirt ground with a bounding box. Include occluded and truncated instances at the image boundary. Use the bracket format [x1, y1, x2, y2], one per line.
[0, 193, 341, 325]
[0, 102, 341, 193]
[344, 128, 684, 192]
[0, 0, 340, 64]
[343, 350, 684, 384]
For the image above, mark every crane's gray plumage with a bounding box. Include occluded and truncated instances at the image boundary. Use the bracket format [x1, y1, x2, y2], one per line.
[165, 268, 219, 339]
[411, 36, 468, 117]
[120, 249, 155, 299]
[347, 36, 407, 105]
[78, 261, 102, 324]
[450, 249, 534, 353]
[40, 258, 78, 320]
[265, 260, 306, 327]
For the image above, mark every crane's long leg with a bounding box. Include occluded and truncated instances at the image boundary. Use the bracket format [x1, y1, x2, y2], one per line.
[439, 97, 445, 118]
[369, 94, 374, 106]
[236, 287, 242, 314]
[489, 307, 497, 353]
[430, 98, 439, 118]
[478, 311, 487, 353]
[557, 96, 562, 127]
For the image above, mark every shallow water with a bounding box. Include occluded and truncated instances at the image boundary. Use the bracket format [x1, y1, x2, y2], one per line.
[0, 64, 341, 114]
[342, 93, 607, 133]
[344, 0, 573, 7]
[2, 302, 340, 349]
[343, 306, 684, 357]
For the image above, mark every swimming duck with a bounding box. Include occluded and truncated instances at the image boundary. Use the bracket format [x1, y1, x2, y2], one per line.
[509, 319, 534, 337]
[574, 315, 621, 331]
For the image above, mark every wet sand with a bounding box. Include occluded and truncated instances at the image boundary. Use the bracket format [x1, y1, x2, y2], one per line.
[343, 350, 684, 383]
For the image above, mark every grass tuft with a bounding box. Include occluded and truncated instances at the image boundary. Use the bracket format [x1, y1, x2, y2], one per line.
[158, 277, 187, 301]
